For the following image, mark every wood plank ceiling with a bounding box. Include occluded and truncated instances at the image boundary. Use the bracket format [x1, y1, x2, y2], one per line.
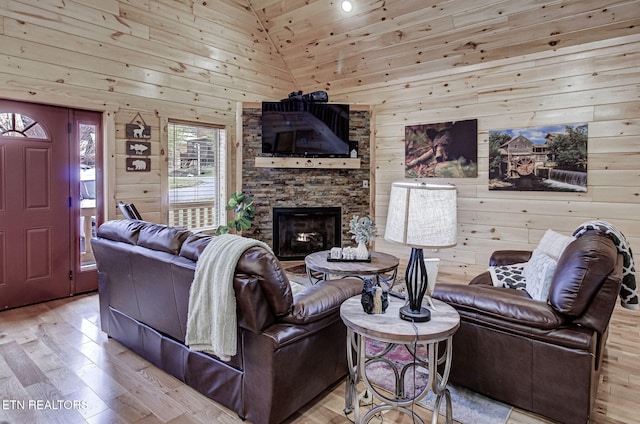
[247, 0, 640, 97]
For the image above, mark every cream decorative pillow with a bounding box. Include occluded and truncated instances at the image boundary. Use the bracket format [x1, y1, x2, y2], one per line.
[488, 229, 573, 300]
[536, 229, 576, 261]
[523, 249, 557, 302]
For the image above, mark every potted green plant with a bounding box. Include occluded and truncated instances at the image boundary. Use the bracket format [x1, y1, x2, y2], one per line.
[216, 191, 256, 235]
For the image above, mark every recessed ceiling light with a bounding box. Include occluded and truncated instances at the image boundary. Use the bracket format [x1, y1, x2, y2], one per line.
[341, 1, 353, 13]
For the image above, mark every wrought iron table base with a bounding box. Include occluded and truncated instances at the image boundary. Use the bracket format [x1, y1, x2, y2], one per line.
[344, 329, 454, 424]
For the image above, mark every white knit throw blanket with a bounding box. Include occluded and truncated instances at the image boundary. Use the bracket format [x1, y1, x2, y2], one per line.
[185, 234, 273, 361]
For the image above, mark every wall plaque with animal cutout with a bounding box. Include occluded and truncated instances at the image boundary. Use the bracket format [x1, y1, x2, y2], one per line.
[126, 123, 151, 139]
[126, 112, 151, 139]
[126, 140, 151, 156]
[126, 157, 150, 172]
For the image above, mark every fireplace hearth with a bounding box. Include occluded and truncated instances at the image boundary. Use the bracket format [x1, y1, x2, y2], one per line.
[273, 207, 341, 260]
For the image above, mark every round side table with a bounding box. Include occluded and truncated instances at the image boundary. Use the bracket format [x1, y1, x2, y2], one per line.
[340, 296, 460, 424]
[304, 250, 399, 288]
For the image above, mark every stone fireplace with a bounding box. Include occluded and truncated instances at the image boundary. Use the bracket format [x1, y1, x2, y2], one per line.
[273, 207, 341, 260]
[241, 105, 371, 252]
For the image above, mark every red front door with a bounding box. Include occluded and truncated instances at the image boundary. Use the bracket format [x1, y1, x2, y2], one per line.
[0, 100, 73, 309]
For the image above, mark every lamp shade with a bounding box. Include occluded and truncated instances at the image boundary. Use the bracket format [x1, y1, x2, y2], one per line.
[384, 182, 457, 248]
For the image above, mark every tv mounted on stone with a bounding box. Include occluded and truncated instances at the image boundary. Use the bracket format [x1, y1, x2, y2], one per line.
[261, 101, 352, 158]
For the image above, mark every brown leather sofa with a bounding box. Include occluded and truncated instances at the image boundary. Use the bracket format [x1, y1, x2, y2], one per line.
[433, 230, 623, 424]
[91, 220, 362, 424]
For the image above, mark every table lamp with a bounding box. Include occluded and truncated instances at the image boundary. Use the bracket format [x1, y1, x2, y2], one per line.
[384, 182, 457, 322]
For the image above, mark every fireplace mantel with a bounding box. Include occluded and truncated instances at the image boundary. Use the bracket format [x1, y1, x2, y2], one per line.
[254, 157, 360, 169]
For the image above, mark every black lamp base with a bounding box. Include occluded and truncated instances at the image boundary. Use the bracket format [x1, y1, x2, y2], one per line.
[399, 305, 431, 322]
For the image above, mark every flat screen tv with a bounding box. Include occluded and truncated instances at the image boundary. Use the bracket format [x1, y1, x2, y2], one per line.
[261, 101, 351, 157]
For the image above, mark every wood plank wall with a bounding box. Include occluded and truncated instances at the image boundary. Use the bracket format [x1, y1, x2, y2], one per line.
[1, 1, 639, 281]
[333, 34, 640, 278]
[0, 0, 293, 221]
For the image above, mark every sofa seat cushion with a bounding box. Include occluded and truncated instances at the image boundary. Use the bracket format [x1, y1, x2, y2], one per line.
[455, 310, 597, 355]
[434, 282, 564, 330]
[433, 283, 597, 351]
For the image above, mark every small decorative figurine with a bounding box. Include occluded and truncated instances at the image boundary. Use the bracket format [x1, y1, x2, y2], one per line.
[330, 247, 343, 259]
[361, 278, 388, 314]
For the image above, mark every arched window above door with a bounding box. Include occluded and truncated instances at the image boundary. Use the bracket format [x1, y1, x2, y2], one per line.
[0, 112, 49, 139]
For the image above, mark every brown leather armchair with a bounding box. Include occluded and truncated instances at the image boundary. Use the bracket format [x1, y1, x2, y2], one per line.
[433, 230, 623, 424]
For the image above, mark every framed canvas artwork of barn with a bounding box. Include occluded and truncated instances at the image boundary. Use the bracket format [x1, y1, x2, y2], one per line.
[488, 123, 588, 192]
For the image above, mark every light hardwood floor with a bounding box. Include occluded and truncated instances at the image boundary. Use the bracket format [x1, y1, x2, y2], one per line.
[0, 291, 637, 424]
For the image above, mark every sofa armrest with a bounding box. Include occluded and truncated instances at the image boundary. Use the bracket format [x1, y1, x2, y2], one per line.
[489, 250, 532, 266]
[433, 283, 564, 330]
[281, 278, 362, 325]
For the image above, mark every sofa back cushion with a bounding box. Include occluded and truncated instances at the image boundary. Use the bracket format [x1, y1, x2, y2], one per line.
[548, 233, 617, 317]
[138, 223, 191, 254]
[179, 232, 214, 261]
[96, 219, 147, 244]
[97, 219, 191, 255]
